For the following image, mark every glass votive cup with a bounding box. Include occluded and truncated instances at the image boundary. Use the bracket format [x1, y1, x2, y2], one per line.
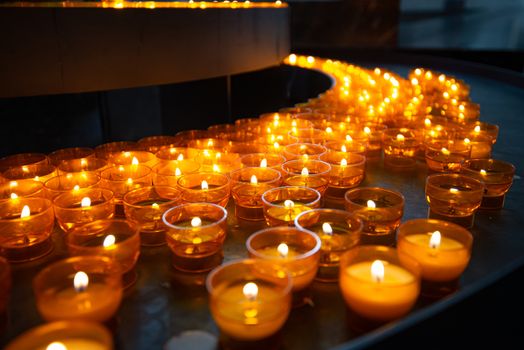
[425, 174, 484, 228]
[53, 188, 115, 233]
[466, 121, 499, 144]
[227, 141, 266, 155]
[44, 173, 100, 200]
[240, 153, 286, 172]
[3, 163, 57, 183]
[324, 139, 367, 156]
[138, 135, 179, 153]
[261, 186, 321, 226]
[57, 157, 109, 176]
[0, 256, 11, 315]
[67, 220, 140, 287]
[174, 130, 212, 145]
[196, 151, 241, 175]
[281, 159, 331, 195]
[461, 159, 516, 210]
[123, 186, 182, 246]
[94, 141, 138, 160]
[0, 197, 54, 262]
[206, 259, 292, 341]
[155, 146, 200, 165]
[230, 167, 281, 221]
[33, 256, 123, 322]
[288, 128, 326, 144]
[0, 153, 49, 173]
[344, 187, 404, 246]
[339, 245, 420, 322]
[320, 152, 366, 199]
[397, 219, 472, 296]
[99, 164, 152, 204]
[48, 147, 94, 166]
[187, 138, 230, 152]
[108, 150, 157, 169]
[177, 172, 230, 207]
[246, 227, 321, 296]
[283, 143, 327, 161]
[152, 160, 200, 188]
[382, 128, 421, 168]
[0, 179, 44, 200]
[4, 321, 113, 350]
[295, 209, 362, 282]
[461, 134, 493, 159]
[425, 139, 471, 173]
[163, 203, 228, 272]
[350, 124, 387, 158]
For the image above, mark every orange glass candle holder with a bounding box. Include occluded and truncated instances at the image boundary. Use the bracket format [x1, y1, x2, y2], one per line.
[155, 146, 200, 165]
[382, 128, 421, 168]
[465, 121, 499, 143]
[425, 139, 471, 173]
[349, 124, 387, 158]
[320, 152, 366, 199]
[48, 147, 94, 166]
[5, 321, 113, 350]
[67, 220, 140, 287]
[462, 159, 516, 210]
[344, 187, 404, 246]
[108, 150, 157, 169]
[425, 174, 484, 228]
[152, 160, 200, 187]
[0, 256, 11, 315]
[3, 163, 57, 183]
[123, 186, 181, 246]
[281, 159, 331, 195]
[163, 203, 228, 272]
[460, 134, 493, 159]
[44, 173, 100, 200]
[95, 141, 138, 159]
[0, 179, 44, 200]
[0, 153, 49, 173]
[240, 153, 286, 172]
[0, 197, 54, 262]
[288, 128, 326, 144]
[206, 259, 292, 341]
[295, 209, 362, 282]
[177, 172, 230, 207]
[53, 188, 115, 233]
[138, 135, 179, 153]
[33, 256, 122, 322]
[283, 143, 327, 161]
[99, 164, 152, 204]
[57, 157, 108, 176]
[397, 219, 472, 296]
[261, 186, 321, 226]
[246, 227, 321, 298]
[196, 151, 241, 175]
[339, 245, 420, 322]
[324, 139, 367, 156]
[230, 167, 281, 221]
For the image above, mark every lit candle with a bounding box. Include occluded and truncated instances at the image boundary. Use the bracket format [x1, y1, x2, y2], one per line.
[177, 173, 230, 207]
[262, 186, 322, 226]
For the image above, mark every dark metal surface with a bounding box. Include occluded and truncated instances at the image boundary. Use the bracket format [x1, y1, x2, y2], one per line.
[1, 61, 524, 349]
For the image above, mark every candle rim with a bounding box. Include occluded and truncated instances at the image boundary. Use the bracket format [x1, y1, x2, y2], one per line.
[281, 159, 332, 176]
[44, 173, 101, 192]
[261, 186, 321, 208]
[462, 158, 515, 177]
[100, 164, 152, 181]
[229, 167, 281, 184]
[398, 218, 473, 251]
[67, 219, 138, 248]
[344, 186, 405, 209]
[284, 142, 327, 157]
[294, 208, 364, 235]
[343, 260, 418, 286]
[162, 202, 227, 230]
[53, 188, 114, 210]
[426, 173, 484, 194]
[123, 185, 182, 209]
[176, 172, 230, 190]
[240, 152, 285, 167]
[0, 197, 53, 222]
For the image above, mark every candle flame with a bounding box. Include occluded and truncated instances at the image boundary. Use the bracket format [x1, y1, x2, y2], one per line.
[207, 140, 214, 147]
[20, 205, 30, 218]
[191, 217, 202, 227]
[284, 199, 294, 209]
[424, 118, 431, 127]
[243, 282, 258, 301]
[464, 137, 471, 145]
[277, 243, 289, 258]
[438, 74, 445, 82]
[363, 126, 371, 134]
[103, 234, 116, 248]
[201, 180, 209, 190]
[273, 142, 280, 149]
[474, 125, 481, 133]
[81, 197, 91, 208]
[325, 127, 333, 133]
[396, 134, 405, 142]
[80, 158, 87, 167]
[73, 271, 89, 292]
[10, 193, 18, 200]
[118, 166, 125, 172]
[415, 68, 422, 76]
[72, 185, 80, 192]
[131, 157, 139, 165]
[341, 145, 348, 153]
[411, 78, 419, 86]
[288, 54, 297, 65]
[366, 200, 376, 209]
[480, 169, 487, 176]
[345, 135, 353, 142]
[9, 181, 18, 188]
[322, 222, 333, 235]
[307, 56, 315, 64]
[175, 168, 182, 176]
[260, 158, 268, 168]
[46, 342, 67, 350]
[212, 164, 220, 173]
[371, 260, 384, 283]
[450, 188, 459, 193]
[152, 203, 159, 209]
[441, 148, 450, 156]
[177, 154, 184, 161]
[430, 230, 441, 249]
[250, 175, 258, 185]
[127, 178, 133, 185]
[22, 166, 29, 173]
[301, 167, 309, 176]
[340, 158, 349, 167]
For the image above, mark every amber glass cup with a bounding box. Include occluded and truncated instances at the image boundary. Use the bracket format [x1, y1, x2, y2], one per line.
[0, 153, 49, 173]
[3, 163, 57, 183]
[44, 173, 100, 200]
[382, 128, 421, 168]
[281, 159, 331, 195]
[261, 186, 321, 226]
[283, 143, 327, 160]
[0, 179, 44, 200]
[138, 135, 179, 153]
[99, 164, 152, 204]
[320, 152, 366, 199]
[57, 158, 108, 176]
[48, 147, 94, 166]
[177, 172, 230, 207]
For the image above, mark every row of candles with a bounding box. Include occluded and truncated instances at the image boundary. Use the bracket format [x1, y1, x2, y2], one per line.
[1, 54, 517, 348]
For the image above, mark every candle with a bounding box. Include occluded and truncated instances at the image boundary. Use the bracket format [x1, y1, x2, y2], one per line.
[230, 167, 281, 221]
[4, 321, 113, 350]
[425, 174, 484, 228]
[57, 158, 108, 176]
[137, 135, 179, 154]
[425, 139, 471, 173]
[177, 172, 230, 207]
[348, 124, 387, 158]
[246, 227, 321, 296]
[324, 139, 367, 156]
[0, 153, 49, 173]
[461, 159, 516, 210]
[320, 152, 366, 199]
[288, 128, 326, 145]
[283, 143, 327, 160]
[461, 135, 493, 159]
[295, 208, 362, 282]
[123, 186, 181, 246]
[196, 151, 241, 175]
[0, 197, 54, 262]
[240, 153, 286, 173]
[339, 246, 420, 321]
[94, 141, 138, 160]
[281, 159, 331, 195]
[261, 186, 321, 226]
[33, 256, 122, 322]
[206, 259, 292, 341]
[154, 146, 200, 166]
[3, 163, 57, 184]
[99, 164, 152, 204]
[163, 203, 227, 272]
[152, 159, 200, 188]
[67, 220, 140, 288]
[108, 150, 157, 169]
[397, 219, 473, 284]
[382, 128, 421, 168]
[44, 173, 101, 200]
[344, 187, 404, 246]
[53, 188, 115, 233]
[48, 147, 95, 166]
[0, 179, 44, 200]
